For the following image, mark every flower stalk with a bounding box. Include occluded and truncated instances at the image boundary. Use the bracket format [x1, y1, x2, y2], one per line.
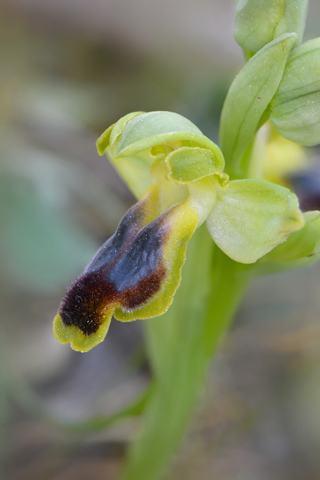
[121, 228, 249, 480]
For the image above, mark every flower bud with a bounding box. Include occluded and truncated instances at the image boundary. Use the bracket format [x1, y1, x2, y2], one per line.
[261, 123, 307, 186]
[270, 38, 320, 146]
[235, 0, 308, 55]
[220, 33, 296, 176]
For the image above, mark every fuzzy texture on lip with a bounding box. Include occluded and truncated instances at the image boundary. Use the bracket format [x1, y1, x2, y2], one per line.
[53, 182, 199, 352]
[58, 204, 168, 337]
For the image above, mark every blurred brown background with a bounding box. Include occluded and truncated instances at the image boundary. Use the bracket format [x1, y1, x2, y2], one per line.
[1, 0, 320, 479]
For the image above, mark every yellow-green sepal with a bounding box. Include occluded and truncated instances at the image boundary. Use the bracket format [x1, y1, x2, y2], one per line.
[96, 112, 148, 198]
[219, 33, 297, 177]
[234, 0, 308, 55]
[96, 124, 114, 156]
[206, 178, 305, 263]
[255, 210, 320, 273]
[96, 112, 143, 155]
[109, 111, 220, 157]
[271, 38, 320, 146]
[97, 111, 224, 199]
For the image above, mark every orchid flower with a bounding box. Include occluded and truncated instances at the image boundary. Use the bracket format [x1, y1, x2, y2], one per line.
[53, 111, 304, 352]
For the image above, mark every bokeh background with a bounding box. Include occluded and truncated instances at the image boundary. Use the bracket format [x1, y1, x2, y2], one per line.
[1, 0, 320, 479]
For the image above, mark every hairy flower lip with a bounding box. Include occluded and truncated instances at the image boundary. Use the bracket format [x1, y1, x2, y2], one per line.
[57, 203, 171, 335]
[53, 179, 200, 351]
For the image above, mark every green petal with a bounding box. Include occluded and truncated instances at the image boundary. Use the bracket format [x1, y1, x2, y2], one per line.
[256, 210, 320, 273]
[219, 33, 297, 177]
[271, 38, 320, 146]
[165, 146, 225, 183]
[206, 178, 305, 263]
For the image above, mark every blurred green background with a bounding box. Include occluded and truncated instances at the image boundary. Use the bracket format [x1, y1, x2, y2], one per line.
[1, 0, 320, 479]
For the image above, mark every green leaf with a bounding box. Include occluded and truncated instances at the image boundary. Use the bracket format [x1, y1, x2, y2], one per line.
[271, 38, 320, 145]
[206, 178, 304, 263]
[219, 33, 297, 178]
[235, 0, 308, 54]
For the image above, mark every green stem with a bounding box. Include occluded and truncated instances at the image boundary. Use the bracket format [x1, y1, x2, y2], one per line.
[120, 226, 249, 480]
